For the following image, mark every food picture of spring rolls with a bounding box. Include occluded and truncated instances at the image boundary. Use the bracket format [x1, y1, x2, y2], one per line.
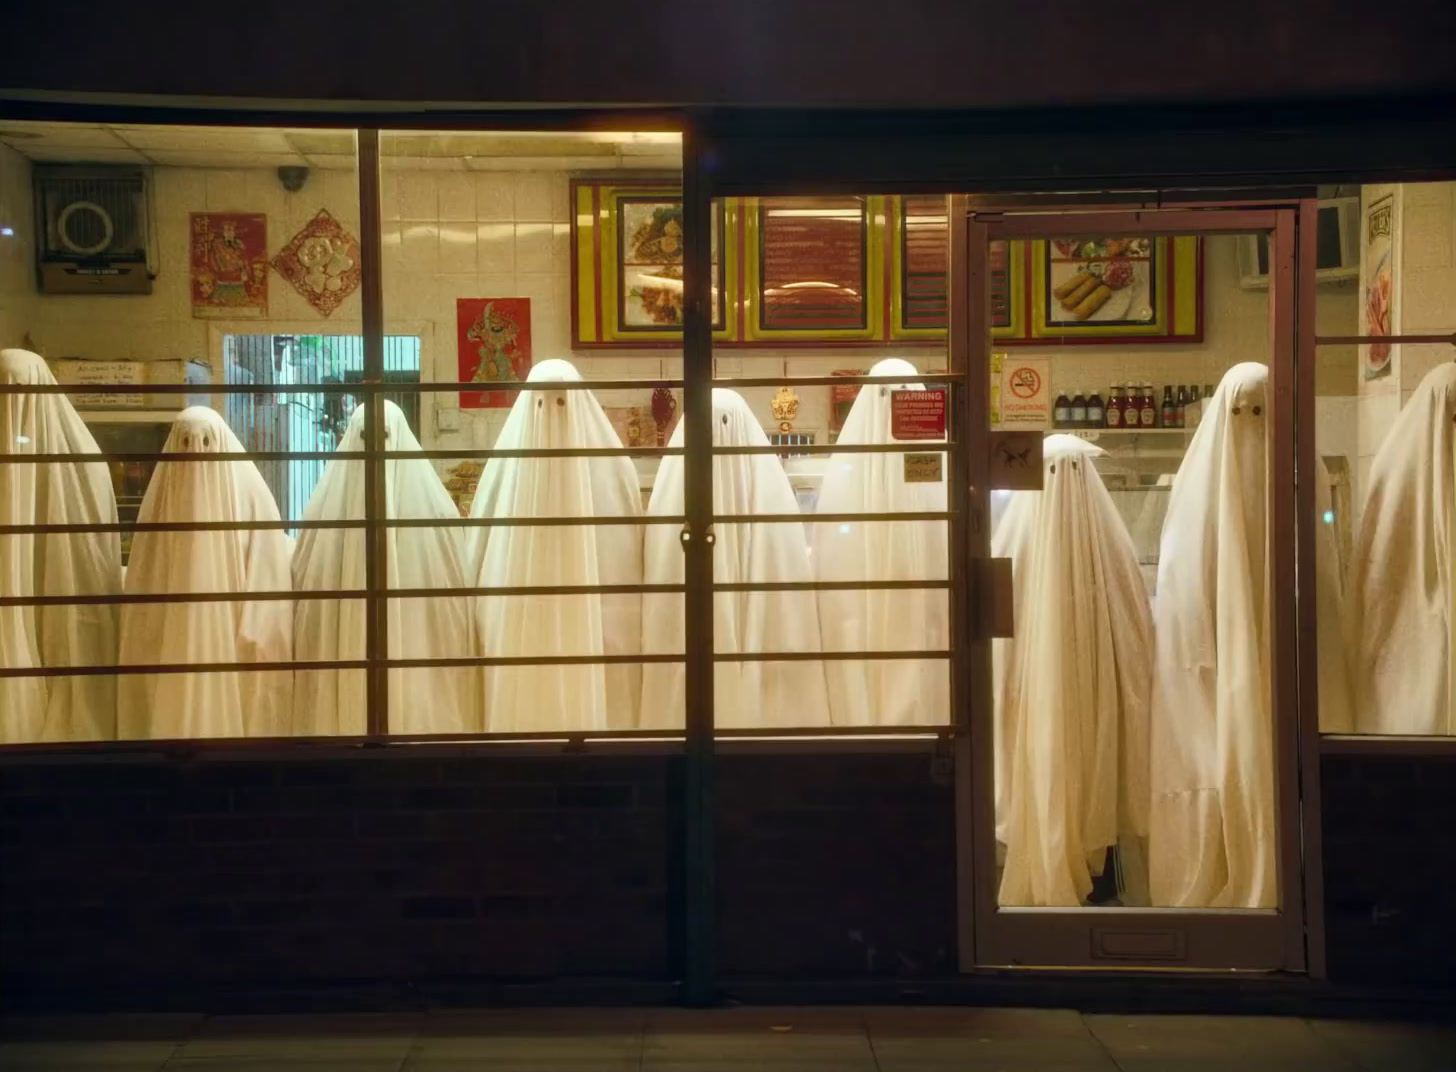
[1071, 283, 1113, 320]
[1053, 270, 1094, 301]
[1059, 273, 1101, 311]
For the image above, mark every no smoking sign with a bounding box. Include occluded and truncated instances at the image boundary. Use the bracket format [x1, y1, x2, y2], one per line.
[1008, 366, 1041, 399]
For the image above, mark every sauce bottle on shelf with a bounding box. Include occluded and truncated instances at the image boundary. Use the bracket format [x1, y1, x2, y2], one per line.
[1053, 389, 1072, 428]
[1087, 388, 1106, 428]
[1160, 385, 1175, 428]
[1106, 384, 1124, 428]
[1175, 384, 1189, 428]
[1140, 384, 1156, 428]
[1069, 389, 1088, 428]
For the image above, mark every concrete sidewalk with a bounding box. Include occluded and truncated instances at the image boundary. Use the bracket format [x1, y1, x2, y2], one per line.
[2, 1007, 1453, 1070]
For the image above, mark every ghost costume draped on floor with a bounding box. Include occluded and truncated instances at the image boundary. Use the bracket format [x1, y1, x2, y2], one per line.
[641, 388, 830, 729]
[1346, 363, 1456, 735]
[991, 435, 1153, 907]
[1148, 362, 1349, 909]
[467, 359, 643, 732]
[117, 407, 294, 740]
[812, 358, 949, 726]
[291, 401, 480, 736]
[1, 348, 122, 743]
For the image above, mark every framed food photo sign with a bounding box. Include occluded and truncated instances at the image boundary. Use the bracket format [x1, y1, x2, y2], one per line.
[1029, 235, 1202, 343]
[890, 195, 1026, 341]
[744, 195, 885, 342]
[571, 180, 735, 346]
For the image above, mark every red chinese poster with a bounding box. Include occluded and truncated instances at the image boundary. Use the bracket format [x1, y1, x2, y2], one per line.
[190, 212, 268, 318]
[457, 298, 532, 408]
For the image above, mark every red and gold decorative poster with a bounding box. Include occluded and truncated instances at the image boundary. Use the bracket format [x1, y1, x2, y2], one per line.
[190, 213, 268, 318]
[270, 209, 361, 317]
[457, 298, 532, 408]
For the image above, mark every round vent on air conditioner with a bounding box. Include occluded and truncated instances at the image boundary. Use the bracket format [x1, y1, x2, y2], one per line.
[56, 200, 116, 256]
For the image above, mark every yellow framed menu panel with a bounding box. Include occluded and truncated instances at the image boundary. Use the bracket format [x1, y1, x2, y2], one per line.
[741, 194, 886, 343]
[572, 179, 738, 346]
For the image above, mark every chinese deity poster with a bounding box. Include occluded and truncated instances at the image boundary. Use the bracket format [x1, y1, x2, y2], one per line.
[457, 298, 532, 408]
[190, 213, 268, 318]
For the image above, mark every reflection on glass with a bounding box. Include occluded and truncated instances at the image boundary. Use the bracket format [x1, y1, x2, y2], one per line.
[643, 388, 829, 730]
[469, 359, 643, 732]
[1, 348, 122, 743]
[813, 358, 948, 725]
[992, 435, 1152, 907]
[118, 407, 293, 740]
[292, 401, 480, 736]
[1347, 362, 1456, 735]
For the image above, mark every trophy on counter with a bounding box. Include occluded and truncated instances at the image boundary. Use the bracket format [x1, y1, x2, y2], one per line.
[651, 386, 677, 446]
[771, 385, 801, 433]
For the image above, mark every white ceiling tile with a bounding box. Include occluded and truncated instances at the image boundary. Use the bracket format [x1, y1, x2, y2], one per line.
[0, 122, 130, 150]
[19, 146, 151, 165]
[296, 153, 358, 170]
[111, 126, 294, 154]
[143, 150, 311, 169]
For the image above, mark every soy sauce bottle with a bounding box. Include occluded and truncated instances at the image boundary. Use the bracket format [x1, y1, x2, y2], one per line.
[1069, 389, 1088, 428]
[1175, 385, 1189, 428]
[1053, 390, 1072, 428]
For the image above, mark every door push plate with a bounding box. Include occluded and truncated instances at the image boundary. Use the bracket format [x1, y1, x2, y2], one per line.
[979, 557, 1015, 638]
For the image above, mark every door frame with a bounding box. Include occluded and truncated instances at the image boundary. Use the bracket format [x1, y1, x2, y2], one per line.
[953, 203, 1309, 971]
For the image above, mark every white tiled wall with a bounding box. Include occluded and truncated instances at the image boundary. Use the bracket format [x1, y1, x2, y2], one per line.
[0, 150, 1368, 471]
[1351, 181, 1456, 512]
[0, 144, 35, 349]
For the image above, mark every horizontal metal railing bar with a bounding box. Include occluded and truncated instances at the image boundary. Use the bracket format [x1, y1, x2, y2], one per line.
[713, 442, 948, 456]
[711, 374, 963, 388]
[0, 726, 960, 753]
[1, 655, 678, 678]
[0, 446, 683, 464]
[1314, 332, 1455, 346]
[370, 379, 686, 394]
[1, 516, 684, 535]
[715, 650, 950, 662]
[1, 512, 955, 535]
[1, 650, 949, 679]
[710, 579, 950, 592]
[0, 579, 947, 607]
[0, 583, 691, 607]
[0, 379, 685, 396]
[713, 726, 950, 739]
[715, 511, 951, 523]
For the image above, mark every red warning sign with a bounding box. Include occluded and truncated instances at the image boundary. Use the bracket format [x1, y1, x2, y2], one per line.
[890, 388, 947, 440]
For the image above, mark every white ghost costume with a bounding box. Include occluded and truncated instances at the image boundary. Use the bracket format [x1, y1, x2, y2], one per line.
[118, 407, 294, 740]
[812, 358, 949, 725]
[468, 359, 643, 732]
[1346, 363, 1456, 735]
[1148, 362, 1348, 909]
[991, 435, 1152, 907]
[1, 348, 122, 743]
[292, 401, 481, 736]
[641, 388, 830, 729]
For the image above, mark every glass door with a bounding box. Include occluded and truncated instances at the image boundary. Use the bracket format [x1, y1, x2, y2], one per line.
[960, 205, 1307, 970]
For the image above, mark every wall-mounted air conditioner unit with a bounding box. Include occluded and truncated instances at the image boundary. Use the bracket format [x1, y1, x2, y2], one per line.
[33, 164, 153, 295]
[1237, 196, 1359, 289]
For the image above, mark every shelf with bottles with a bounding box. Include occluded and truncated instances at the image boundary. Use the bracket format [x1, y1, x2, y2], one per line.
[1052, 382, 1214, 436]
